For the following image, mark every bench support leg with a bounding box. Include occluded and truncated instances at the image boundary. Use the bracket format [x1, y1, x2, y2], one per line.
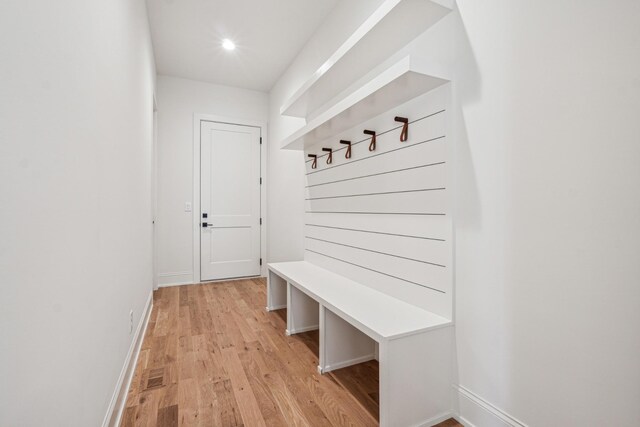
[286, 284, 319, 335]
[379, 326, 453, 427]
[266, 270, 287, 311]
[318, 306, 376, 374]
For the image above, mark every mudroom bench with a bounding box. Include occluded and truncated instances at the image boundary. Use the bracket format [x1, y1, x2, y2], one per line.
[267, 261, 453, 427]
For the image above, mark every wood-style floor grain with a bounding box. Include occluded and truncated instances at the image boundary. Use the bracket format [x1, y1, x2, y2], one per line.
[121, 279, 461, 427]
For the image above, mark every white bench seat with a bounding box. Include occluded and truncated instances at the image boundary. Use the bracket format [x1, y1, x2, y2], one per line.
[266, 260, 454, 427]
[268, 261, 451, 340]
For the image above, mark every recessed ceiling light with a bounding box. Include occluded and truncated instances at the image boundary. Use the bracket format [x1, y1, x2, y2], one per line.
[222, 38, 235, 51]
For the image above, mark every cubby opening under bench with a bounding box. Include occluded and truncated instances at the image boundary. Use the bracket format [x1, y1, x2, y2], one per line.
[267, 261, 453, 427]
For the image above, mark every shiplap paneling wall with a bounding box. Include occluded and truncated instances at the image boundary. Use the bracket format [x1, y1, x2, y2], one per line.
[303, 85, 452, 319]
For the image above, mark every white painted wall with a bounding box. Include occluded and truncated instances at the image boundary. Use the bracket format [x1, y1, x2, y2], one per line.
[269, 0, 640, 425]
[447, 2, 640, 425]
[267, 0, 387, 263]
[0, 0, 156, 426]
[156, 76, 268, 285]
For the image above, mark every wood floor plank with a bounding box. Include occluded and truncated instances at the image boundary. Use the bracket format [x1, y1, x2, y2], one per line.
[157, 404, 178, 427]
[120, 405, 137, 427]
[230, 307, 259, 343]
[221, 346, 267, 427]
[177, 377, 199, 427]
[237, 341, 288, 427]
[256, 319, 335, 426]
[305, 374, 376, 427]
[155, 309, 170, 337]
[148, 336, 168, 370]
[263, 370, 312, 427]
[136, 391, 159, 427]
[158, 382, 179, 414]
[212, 379, 244, 427]
[329, 361, 380, 421]
[120, 279, 461, 427]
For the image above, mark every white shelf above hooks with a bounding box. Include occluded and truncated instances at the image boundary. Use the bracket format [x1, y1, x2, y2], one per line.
[280, 0, 453, 120]
[280, 55, 449, 151]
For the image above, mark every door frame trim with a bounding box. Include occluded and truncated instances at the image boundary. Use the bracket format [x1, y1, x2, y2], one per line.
[192, 114, 267, 284]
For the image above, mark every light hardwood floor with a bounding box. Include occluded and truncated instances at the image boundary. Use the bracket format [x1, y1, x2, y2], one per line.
[121, 279, 461, 427]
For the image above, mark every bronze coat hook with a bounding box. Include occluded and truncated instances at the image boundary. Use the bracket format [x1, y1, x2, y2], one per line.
[340, 140, 352, 159]
[364, 130, 376, 151]
[322, 148, 333, 164]
[394, 116, 409, 142]
[308, 154, 317, 169]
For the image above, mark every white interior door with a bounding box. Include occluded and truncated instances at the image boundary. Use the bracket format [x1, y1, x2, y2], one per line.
[200, 121, 261, 281]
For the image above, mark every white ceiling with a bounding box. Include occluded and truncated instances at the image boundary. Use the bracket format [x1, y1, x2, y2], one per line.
[146, 0, 339, 92]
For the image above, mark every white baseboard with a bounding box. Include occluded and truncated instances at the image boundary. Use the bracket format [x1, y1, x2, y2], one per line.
[158, 271, 193, 287]
[454, 385, 527, 427]
[102, 291, 154, 427]
[285, 324, 319, 335]
[266, 304, 286, 312]
[320, 353, 376, 373]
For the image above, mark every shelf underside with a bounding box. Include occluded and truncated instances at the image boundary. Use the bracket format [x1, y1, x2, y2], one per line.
[281, 58, 448, 151]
